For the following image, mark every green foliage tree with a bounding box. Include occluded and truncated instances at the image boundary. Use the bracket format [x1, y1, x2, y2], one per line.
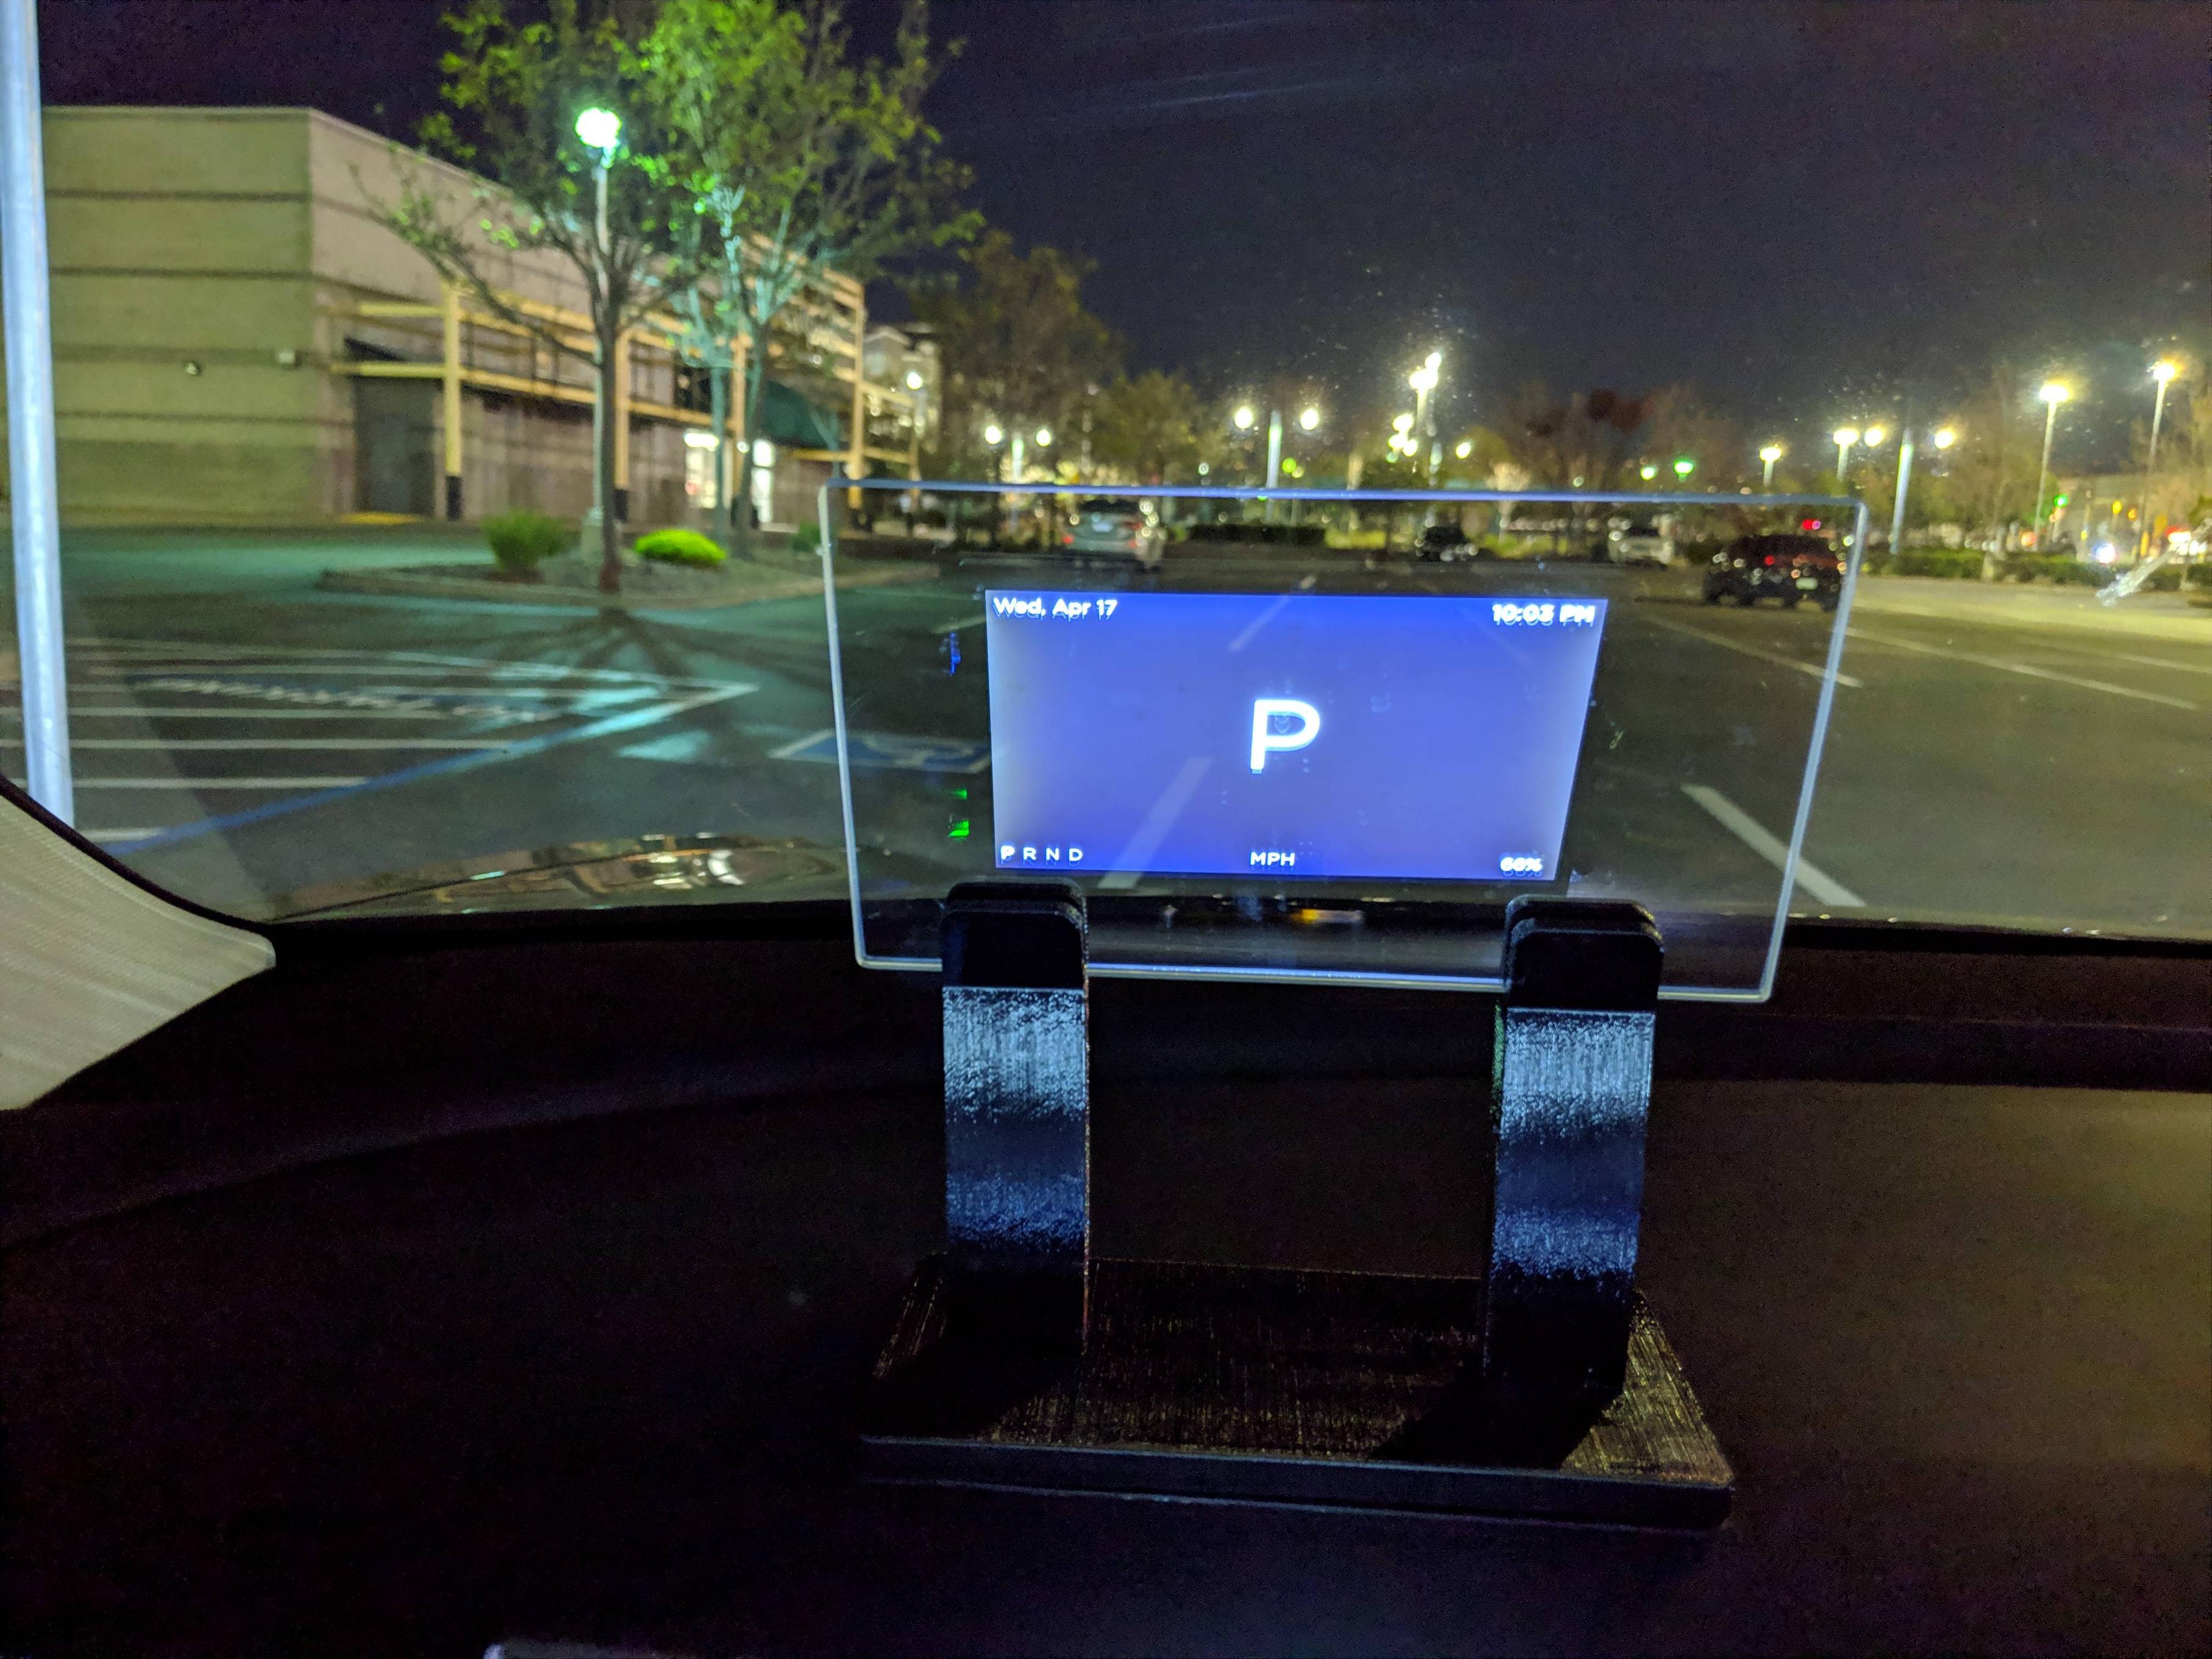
[636, 0, 974, 552]
[1090, 370, 1204, 484]
[909, 231, 1120, 482]
[376, 0, 708, 592]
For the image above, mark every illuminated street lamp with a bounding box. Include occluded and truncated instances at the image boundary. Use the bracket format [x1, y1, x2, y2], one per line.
[2033, 381, 2069, 542]
[1454, 439, 1473, 460]
[1672, 457, 1695, 486]
[1034, 427, 1052, 447]
[904, 368, 923, 391]
[1232, 405, 1256, 431]
[1832, 425, 1860, 479]
[1298, 405, 1321, 432]
[1407, 351, 1443, 485]
[1863, 425, 1888, 450]
[982, 422, 1003, 446]
[1639, 463, 1657, 482]
[1932, 426, 1957, 449]
[1759, 442, 1783, 489]
[2140, 360, 2178, 556]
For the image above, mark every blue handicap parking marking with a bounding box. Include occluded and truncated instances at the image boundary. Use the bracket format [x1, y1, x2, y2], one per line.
[772, 728, 990, 774]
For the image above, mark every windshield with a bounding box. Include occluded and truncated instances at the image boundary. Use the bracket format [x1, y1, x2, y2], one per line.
[3, 0, 2204, 944]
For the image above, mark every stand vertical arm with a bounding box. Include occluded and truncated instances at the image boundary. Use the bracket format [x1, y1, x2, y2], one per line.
[1481, 897, 1663, 1405]
[940, 879, 1090, 1357]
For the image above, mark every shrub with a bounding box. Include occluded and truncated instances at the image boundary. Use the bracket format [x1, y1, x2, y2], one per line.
[633, 527, 726, 566]
[1182, 522, 1327, 547]
[1893, 548, 1983, 579]
[788, 521, 823, 555]
[483, 510, 570, 577]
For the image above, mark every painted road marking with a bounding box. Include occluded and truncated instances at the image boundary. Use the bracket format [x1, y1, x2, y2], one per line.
[77, 639, 728, 689]
[27, 737, 516, 750]
[770, 728, 992, 773]
[35, 707, 496, 720]
[1640, 615, 1863, 688]
[2074, 647, 2212, 678]
[1681, 783, 1865, 908]
[77, 776, 374, 790]
[1846, 627, 2198, 709]
[102, 683, 756, 855]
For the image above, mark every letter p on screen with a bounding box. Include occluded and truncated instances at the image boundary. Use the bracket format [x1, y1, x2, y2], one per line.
[1250, 697, 1321, 772]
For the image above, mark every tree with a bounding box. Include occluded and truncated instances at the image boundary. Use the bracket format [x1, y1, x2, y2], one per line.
[1639, 386, 1738, 491]
[1940, 362, 2040, 545]
[1090, 371, 1204, 484]
[638, 0, 973, 552]
[378, 0, 706, 591]
[909, 231, 1120, 483]
[1499, 384, 1652, 491]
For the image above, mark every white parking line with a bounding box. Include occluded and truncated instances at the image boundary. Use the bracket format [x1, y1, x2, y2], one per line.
[1845, 627, 2199, 709]
[41, 708, 507, 720]
[1640, 614, 1863, 687]
[1681, 783, 1865, 908]
[77, 776, 374, 789]
[32, 738, 514, 751]
[2091, 648, 2212, 678]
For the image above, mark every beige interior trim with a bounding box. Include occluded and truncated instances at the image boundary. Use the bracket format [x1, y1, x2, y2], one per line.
[0, 794, 274, 1109]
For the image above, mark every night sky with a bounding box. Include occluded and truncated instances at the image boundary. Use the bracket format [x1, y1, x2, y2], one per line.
[38, 0, 2207, 467]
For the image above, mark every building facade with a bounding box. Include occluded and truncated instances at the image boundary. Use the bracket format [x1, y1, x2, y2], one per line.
[0, 106, 922, 527]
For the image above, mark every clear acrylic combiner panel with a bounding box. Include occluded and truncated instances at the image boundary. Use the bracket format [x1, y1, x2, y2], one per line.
[817, 480, 1866, 1001]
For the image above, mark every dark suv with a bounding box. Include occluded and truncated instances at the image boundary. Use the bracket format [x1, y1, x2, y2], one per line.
[1414, 521, 1475, 561]
[1704, 533, 1843, 609]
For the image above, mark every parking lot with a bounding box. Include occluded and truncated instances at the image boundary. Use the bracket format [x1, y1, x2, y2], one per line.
[3, 529, 2207, 939]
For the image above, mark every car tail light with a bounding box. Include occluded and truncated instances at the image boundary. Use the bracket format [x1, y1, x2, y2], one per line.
[1059, 532, 1073, 547]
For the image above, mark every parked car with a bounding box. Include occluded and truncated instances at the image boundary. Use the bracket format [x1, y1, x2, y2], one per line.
[1415, 521, 1474, 562]
[1704, 533, 1843, 609]
[1063, 497, 1164, 567]
[1609, 518, 1676, 566]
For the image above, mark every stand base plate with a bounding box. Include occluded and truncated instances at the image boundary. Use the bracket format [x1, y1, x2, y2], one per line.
[862, 1257, 1732, 1529]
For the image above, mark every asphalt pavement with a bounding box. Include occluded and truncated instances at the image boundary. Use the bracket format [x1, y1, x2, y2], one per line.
[3, 530, 2205, 941]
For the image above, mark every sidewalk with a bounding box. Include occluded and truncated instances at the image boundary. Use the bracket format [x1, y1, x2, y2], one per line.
[1851, 575, 2211, 643]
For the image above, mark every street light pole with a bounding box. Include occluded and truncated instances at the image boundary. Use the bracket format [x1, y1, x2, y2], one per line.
[1759, 444, 1782, 490]
[1264, 406, 1284, 522]
[573, 105, 622, 583]
[1887, 424, 1916, 567]
[1832, 426, 1859, 484]
[2140, 361, 2176, 558]
[2, 0, 72, 820]
[2032, 382, 2069, 549]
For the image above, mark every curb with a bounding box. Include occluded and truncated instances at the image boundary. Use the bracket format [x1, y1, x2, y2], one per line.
[315, 561, 939, 610]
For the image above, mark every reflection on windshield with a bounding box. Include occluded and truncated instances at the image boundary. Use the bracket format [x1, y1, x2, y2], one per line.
[1, 0, 2203, 943]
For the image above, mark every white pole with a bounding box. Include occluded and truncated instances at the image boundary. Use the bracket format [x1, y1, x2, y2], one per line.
[1887, 427, 1916, 566]
[2, 0, 71, 822]
[2032, 399, 2059, 547]
[2140, 374, 2171, 559]
[1264, 407, 1282, 523]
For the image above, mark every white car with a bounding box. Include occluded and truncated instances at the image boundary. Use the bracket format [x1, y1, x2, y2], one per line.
[1064, 497, 1164, 567]
[1609, 519, 1676, 566]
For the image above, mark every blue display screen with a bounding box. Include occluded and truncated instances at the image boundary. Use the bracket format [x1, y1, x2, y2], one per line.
[984, 590, 1607, 883]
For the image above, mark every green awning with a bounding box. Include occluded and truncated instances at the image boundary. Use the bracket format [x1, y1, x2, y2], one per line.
[758, 378, 842, 451]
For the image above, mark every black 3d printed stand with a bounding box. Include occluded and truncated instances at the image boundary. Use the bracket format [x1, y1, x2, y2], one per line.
[861, 884, 1733, 1528]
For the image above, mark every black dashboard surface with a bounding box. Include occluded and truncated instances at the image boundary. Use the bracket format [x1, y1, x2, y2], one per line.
[3, 921, 2207, 1655]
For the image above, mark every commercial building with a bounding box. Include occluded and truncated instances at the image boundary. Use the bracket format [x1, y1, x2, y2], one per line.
[0, 106, 924, 527]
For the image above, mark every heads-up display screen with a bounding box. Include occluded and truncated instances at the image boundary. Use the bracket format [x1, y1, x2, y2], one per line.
[984, 590, 1606, 884]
